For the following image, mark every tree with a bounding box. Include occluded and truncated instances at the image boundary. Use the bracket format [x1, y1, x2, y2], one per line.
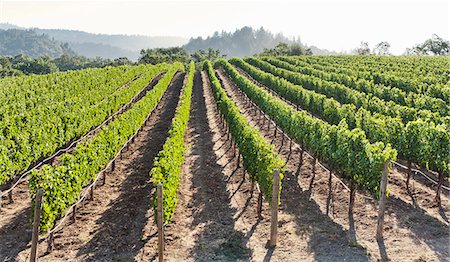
[355, 41, 371, 55]
[190, 48, 225, 63]
[406, 34, 450, 56]
[257, 42, 312, 56]
[374, 42, 391, 55]
[138, 47, 189, 65]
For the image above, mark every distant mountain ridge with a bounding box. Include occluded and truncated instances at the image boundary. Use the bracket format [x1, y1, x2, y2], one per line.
[0, 29, 75, 58]
[0, 23, 339, 59]
[0, 23, 188, 60]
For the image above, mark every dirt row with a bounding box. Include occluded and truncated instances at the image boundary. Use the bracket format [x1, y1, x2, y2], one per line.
[0, 72, 184, 261]
[214, 68, 449, 261]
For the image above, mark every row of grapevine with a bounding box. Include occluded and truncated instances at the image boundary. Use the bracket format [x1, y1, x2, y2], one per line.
[232, 57, 449, 204]
[217, 59, 396, 194]
[0, 64, 168, 185]
[268, 56, 448, 116]
[298, 56, 450, 101]
[245, 57, 445, 125]
[150, 61, 195, 223]
[302, 56, 450, 85]
[29, 63, 184, 231]
[204, 61, 285, 202]
[309, 56, 450, 85]
[232, 58, 449, 179]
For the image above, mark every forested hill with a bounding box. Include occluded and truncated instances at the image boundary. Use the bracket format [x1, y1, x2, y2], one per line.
[184, 26, 339, 56]
[0, 29, 75, 58]
[33, 28, 188, 60]
[0, 23, 188, 60]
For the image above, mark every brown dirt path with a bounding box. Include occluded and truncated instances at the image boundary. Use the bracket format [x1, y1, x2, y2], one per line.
[4, 71, 185, 262]
[215, 68, 449, 261]
[164, 72, 253, 261]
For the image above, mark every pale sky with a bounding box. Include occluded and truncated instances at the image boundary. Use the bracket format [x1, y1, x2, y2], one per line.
[1, 0, 449, 54]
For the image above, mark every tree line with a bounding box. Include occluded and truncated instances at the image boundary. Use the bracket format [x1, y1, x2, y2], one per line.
[355, 34, 449, 55]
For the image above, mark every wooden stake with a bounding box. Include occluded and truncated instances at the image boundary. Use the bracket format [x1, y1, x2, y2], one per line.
[376, 162, 389, 240]
[326, 170, 333, 216]
[90, 186, 94, 201]
[257, 191, 263, 219]
[8, 189, 13, 204]
[30, 188, 44, 262]
[47, 232, 54, 253]
[72, 205, 77, 223]
[157, 184, 164, 262]
[269, 170, 280, 247]
[348, 181, 357, 246]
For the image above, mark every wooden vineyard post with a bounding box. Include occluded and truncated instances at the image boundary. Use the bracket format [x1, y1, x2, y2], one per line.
[269, 170, 280, 247]
[30, 188, 43, 262]
[8, 189, 13, 203]
[256, 185, 263, 219]
[376, 162, 389, 240]
[326, 170, 333, 216]
[157, 184, 164, 262]
[72, 205, 77, 223]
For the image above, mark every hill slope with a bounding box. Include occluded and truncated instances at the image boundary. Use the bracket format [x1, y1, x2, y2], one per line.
[0, 29, 75, 58]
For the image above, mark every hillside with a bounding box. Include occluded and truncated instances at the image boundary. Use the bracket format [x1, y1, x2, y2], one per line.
[34, 28, 188, 59]
[0, 29, 75, 58]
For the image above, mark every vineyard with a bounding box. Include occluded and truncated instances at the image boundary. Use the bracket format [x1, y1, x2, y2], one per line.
[0, 56, 448, 261]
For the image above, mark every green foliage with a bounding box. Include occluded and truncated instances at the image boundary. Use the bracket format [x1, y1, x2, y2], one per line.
[269, 56, 449, 116]
[0, 64, 167, 185]
[139, 47, 189, 65]
[245, 57, 445, 125]
[29, 63, 184, 231]
[257, 43, 312, 57]
[190, 48, 225, 63]
[408, 34, 450, 56]
[218, 58, 397, 193]
[291, 55, 450, 101]
[204, 60, 285, 202]
[150, 61, 195, 223]
[231, 57, 449, 177]
[0, 29, 75, 58]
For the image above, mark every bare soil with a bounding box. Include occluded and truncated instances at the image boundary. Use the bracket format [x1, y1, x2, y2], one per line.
[0, 71, 185, 262]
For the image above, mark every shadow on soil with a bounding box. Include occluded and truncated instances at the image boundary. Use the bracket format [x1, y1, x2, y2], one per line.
[73, 72, 184, 261]
[281, 170, 370, 262]
[386, 196, 449, 261]
[0, 206, 32, 261]
[188, 73, 252, 261]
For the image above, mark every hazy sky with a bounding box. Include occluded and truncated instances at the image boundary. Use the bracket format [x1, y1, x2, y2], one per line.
[1, 0, 449, 54]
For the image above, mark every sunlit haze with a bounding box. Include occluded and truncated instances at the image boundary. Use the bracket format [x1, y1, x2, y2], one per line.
[1, 0, 449, 54]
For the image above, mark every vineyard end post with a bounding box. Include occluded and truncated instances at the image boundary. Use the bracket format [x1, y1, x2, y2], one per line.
[157, 184, 164, 262]
[269, 170, 280, 247]
[376, 162, 389, 240]
[30, 188, 44, 262]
